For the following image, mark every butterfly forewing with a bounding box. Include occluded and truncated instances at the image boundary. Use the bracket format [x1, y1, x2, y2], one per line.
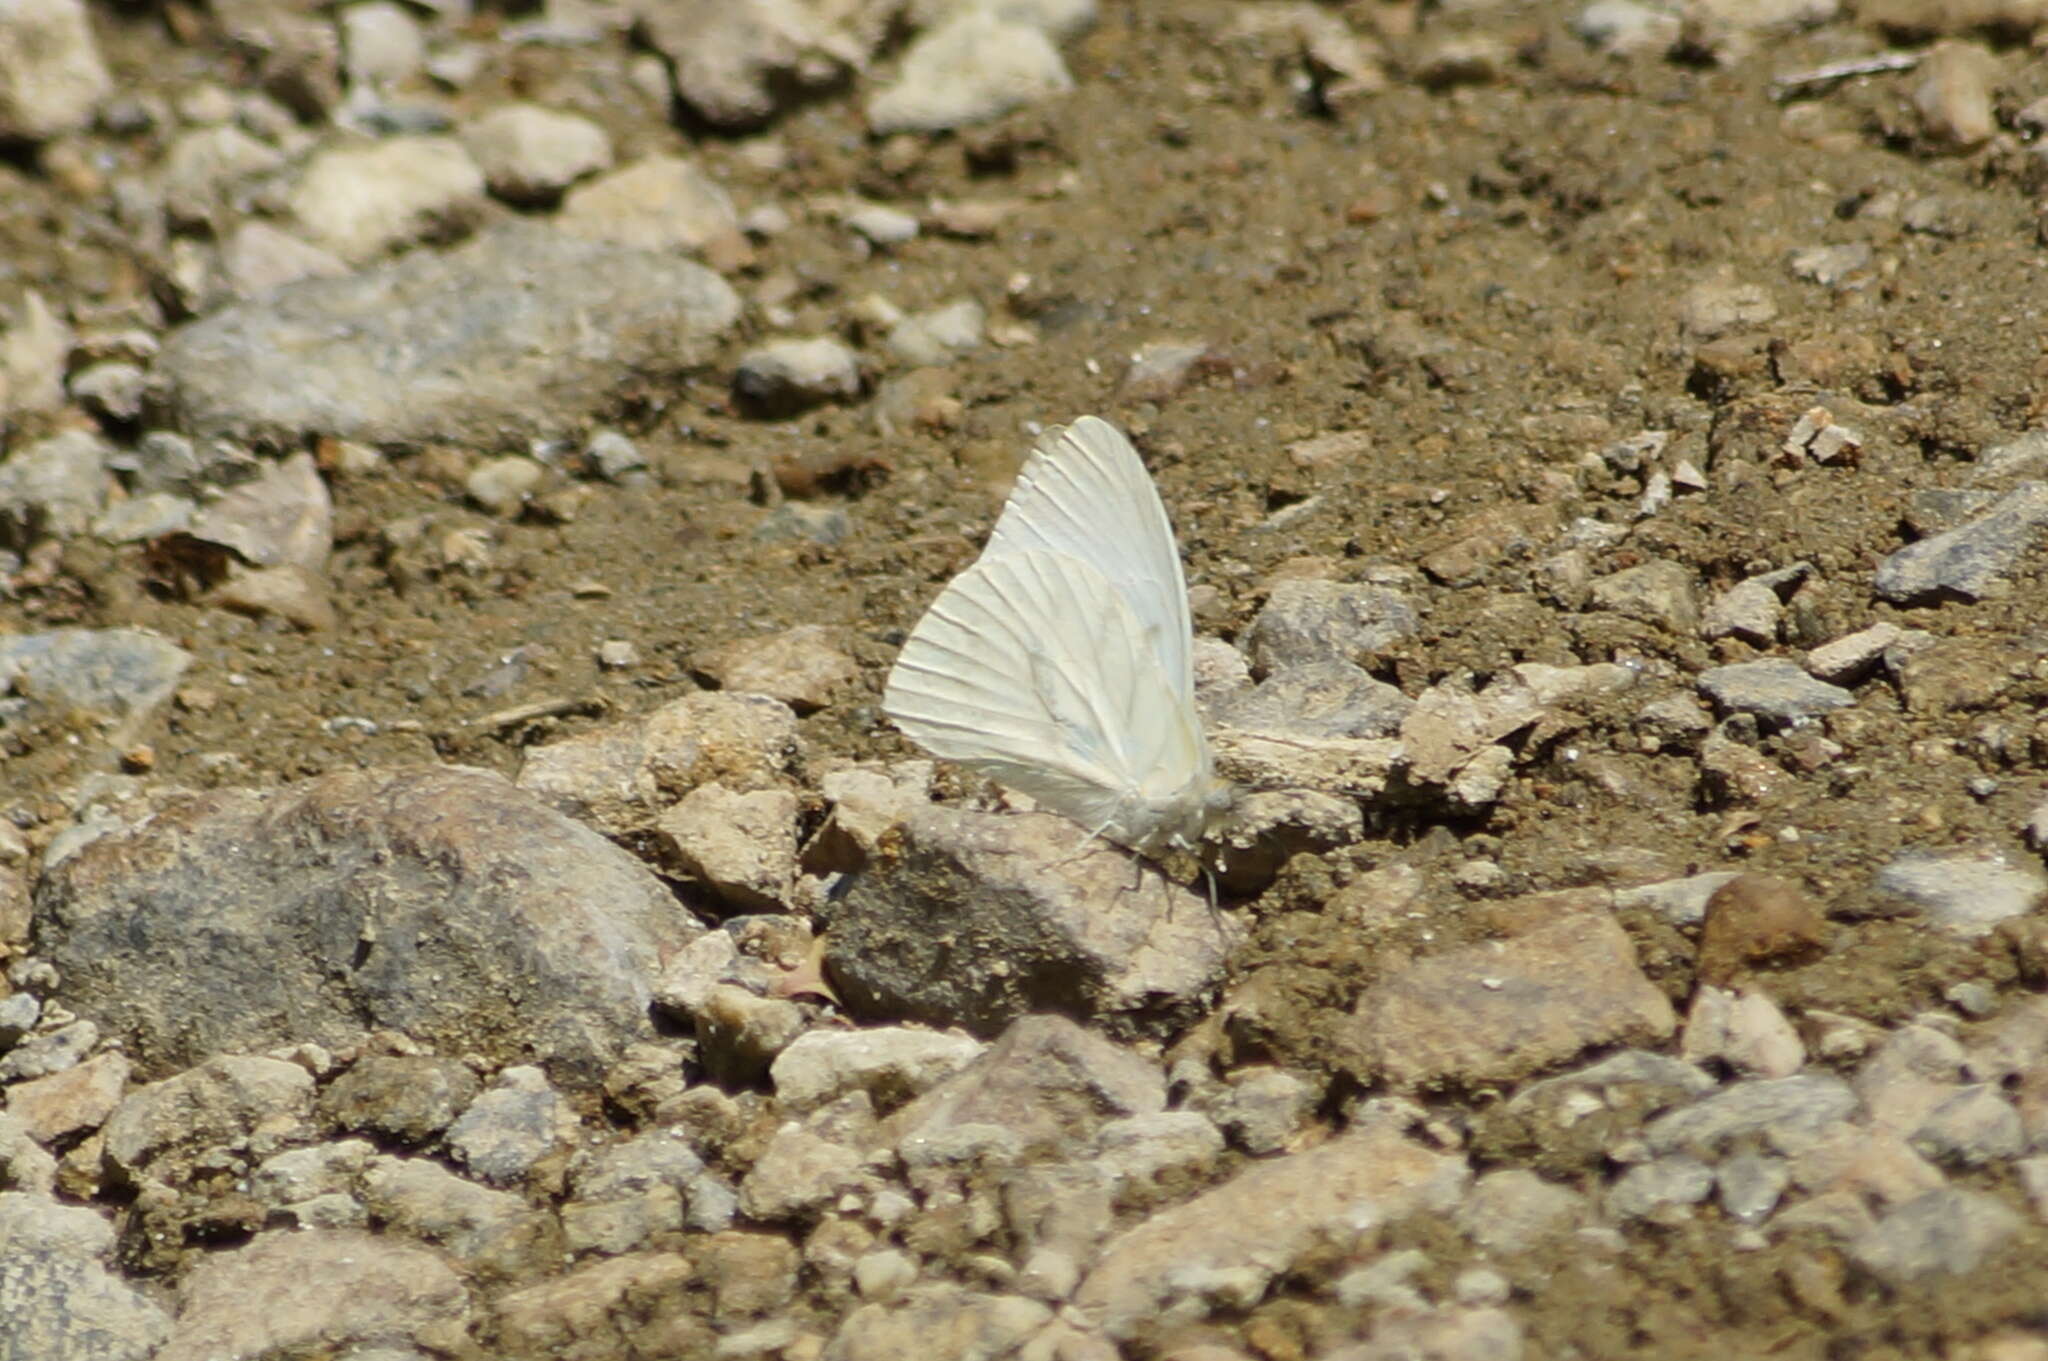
[883, 549, 1203, 845]
[981, 417, 1195, 706]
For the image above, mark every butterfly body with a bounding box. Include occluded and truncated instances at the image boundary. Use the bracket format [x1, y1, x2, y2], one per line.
[883, 417, 1233, 860]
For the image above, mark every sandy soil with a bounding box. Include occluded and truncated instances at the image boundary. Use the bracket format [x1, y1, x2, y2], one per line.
[9, 1, 2048, 1355]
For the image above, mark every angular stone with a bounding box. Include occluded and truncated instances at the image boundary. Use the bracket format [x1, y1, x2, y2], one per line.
[516, 691, 799, 844]
[1698, 658, 1853, 726]
[0, 1192, 169, 1361]
[1073, 1127, 1468, 1341]
[770, 1028, 986, 1115]
[1871, 848, 2047, 937]
[887, 1015, 1163, 1163]
[287, 136, 487, 262]
[1849, 1189, 2022, 1283]
[867, 12, 1073, 135]
[1347, 912, 1676, 1090]
[1645, 1073, 1858, 1158]
[826, 806, 1230, 1036]
[1874, 481, 2048, 604]
[156, 1229, 469, 1361]
[102, 1056, 314, 1184]
[1242, 579, 1419, 672]
[0, 0, 111, 141]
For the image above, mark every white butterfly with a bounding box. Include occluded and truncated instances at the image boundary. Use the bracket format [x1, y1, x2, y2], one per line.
[883, 416, 1234, 859]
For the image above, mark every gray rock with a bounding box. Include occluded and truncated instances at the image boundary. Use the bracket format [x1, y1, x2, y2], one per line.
[1805, 623, 1902, 685]
[888, 1015, 1163, 1164]
[1911, 1084, 2024, 1167]
[1874, 481, 2048, 604]
[755, 501, 851, 544]
[1214, 660, 1412, 739]
[1195, 1065, 1318, 1155]
[1679, 985, 1805, 1079]
[1347, 912, 1676, 1089]
[102, 1055, 315, 1184]
[1979, 430, 2048, 482]
[825, 806, 1230, 1036]
[562, 1130, 717, 1253]
[584, 429, 645, 481]
[868, 11, 1073, 134]
[463, 455, 542, 516]
[695, 625, 859, 715]
[656, 784, 800, 909]
[733, 336, 863, 417]
[154, 1229, 470, 1361]
[1698, 657, 1853, 726]
[208, 0, 342, 119]
[0, 1192, 170, 1361]
[0, 1018, 97, 1081]
[159, 224, 741, 449]
[738, 1120, 873, 1223]
[0, 428, 112, 546]
[1849, 1188, 2022, 1283]
[557, 155, 740, 256]
[447, 1065, 578, 1185]
[0, 626, 188, 744]
[1588, 560, 1699, 633]
[339, 0, 425, 89]
[638, 0, 885, 130]
[0, 1111, 60, 1194]
[33, 765, 703, 1085]
[69, 362, 150, 425]
[516, 691, 800, 845]
[1243, 579, 1419, 672]
[94, 493, 195, 548]
[219, 221, 349, 298]
[1870, 848, 2046, 937]
[690, 984, 809, 1086]
[1605, 1154, 1714, 1221]
[885, 299, 985, 366]
[770, 1027, 986, 1114]
[1210, 787, 1365, 898]
[0, 0, 111, 141]
[161, 124, 286, 228]
[187, 450, 332, 571]
[1677, 275, 1775, 341]
[1092, 1110, 1225, 1205]
[844, 202, 920, 248]
[1701, 563, 1808, 645]
[462, 103, 612, 205]
[1613, 871, 1744, 927]
[359, 1155, 546, 1273]
[1715, 1152, 1789, 1224]
[0, 990, 38, 1047]
[4, 1050, 130, 1144]
[249, 1139, 376, 1208]
[0, 290, 71, 414]
[1786, 242, 1874, 287]
[288, 135, 487, 262]
[1645, 1073, 1859, 1158]
[823, 1284, 1051, 1361]
[1073, 1127, 1468, 1341]
[321, 1055, 482, 1144]
[1453, 1168, 1588, 1254]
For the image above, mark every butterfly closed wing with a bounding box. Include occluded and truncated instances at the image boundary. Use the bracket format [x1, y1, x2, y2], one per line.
[882, 417, 1232, 858]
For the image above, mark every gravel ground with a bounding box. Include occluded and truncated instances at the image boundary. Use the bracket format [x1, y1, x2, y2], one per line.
[7, 1, 2048, 1358]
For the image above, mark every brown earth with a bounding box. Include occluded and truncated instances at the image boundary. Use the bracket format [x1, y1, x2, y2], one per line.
[9, 1, 2048, 1357]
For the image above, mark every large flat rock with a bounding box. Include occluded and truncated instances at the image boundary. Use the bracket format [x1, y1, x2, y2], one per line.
[157, 224, 740, 448]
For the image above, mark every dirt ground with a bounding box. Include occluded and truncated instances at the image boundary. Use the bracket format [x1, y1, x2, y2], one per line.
[10, 0, 2048, 1356]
